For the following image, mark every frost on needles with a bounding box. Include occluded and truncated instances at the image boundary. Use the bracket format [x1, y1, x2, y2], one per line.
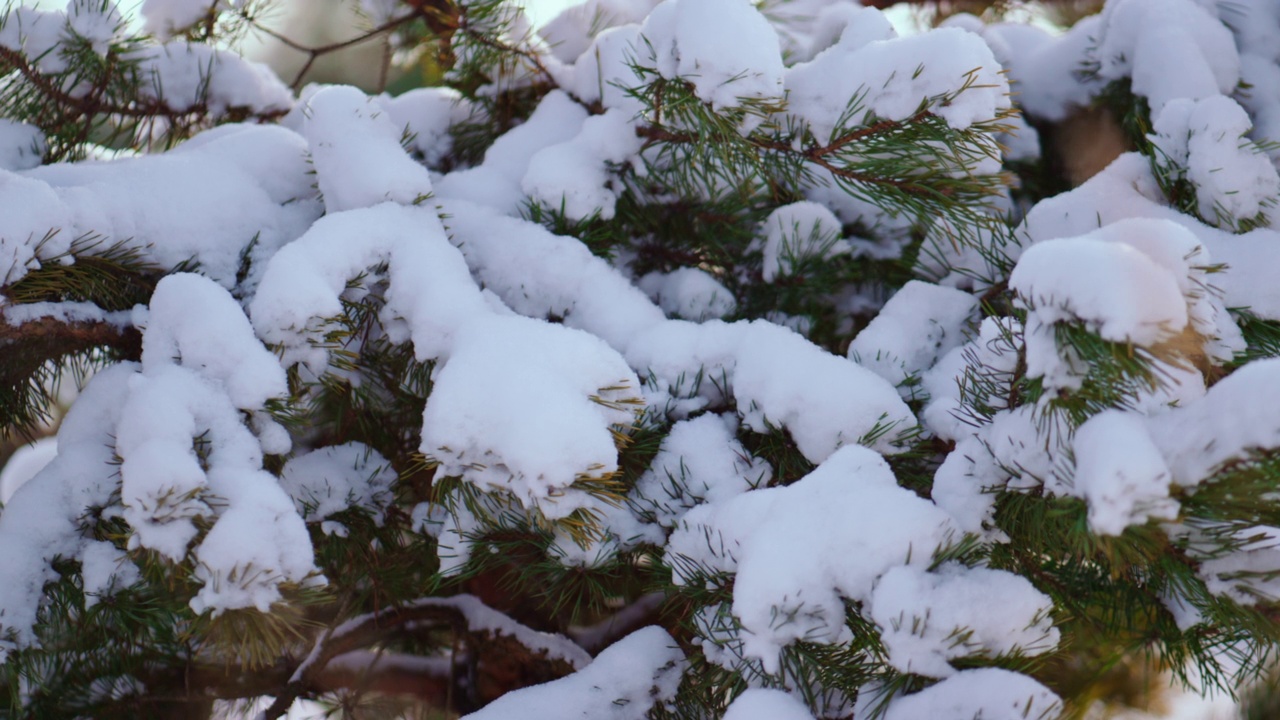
[7, 0, 1280, 718]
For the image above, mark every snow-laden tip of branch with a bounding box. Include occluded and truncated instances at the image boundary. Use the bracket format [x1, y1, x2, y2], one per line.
[144, 273, 287, 409]
[638, 0, 784, 115]
[868, 563, 1059, 678]
[666, 445, 957, 673]
[302, 85, 435, 214]
[421, 314, 643, 520]
[119, 274, 317, 612]
[880, 668, 1061, 720]
[631, 319, 918, 461]
[0, 362, 136, 659]
[786, 27, 1009, 143]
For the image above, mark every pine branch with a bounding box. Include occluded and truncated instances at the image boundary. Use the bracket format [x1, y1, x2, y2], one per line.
[0, 45, 286, 123]
[260, 594, 587, 719]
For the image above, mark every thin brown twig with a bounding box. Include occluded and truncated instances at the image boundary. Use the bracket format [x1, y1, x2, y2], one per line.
[244, 11, 425, 89]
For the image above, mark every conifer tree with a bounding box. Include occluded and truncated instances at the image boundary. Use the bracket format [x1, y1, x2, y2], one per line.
[5, 0, 1280, 718]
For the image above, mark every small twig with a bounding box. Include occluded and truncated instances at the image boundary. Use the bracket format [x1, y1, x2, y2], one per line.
[245, 11, 424, 90]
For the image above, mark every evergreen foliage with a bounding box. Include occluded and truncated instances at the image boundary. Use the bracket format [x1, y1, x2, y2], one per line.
[3, 0, 1280, 719]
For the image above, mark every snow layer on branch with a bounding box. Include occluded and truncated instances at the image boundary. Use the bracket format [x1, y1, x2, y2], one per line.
[421, 314, 642, 520]
[631, 413, 769, 527]
[1195, 525, 1280, 603]
[461, 626, 684, 720]
[80, 540, 140, 608]
[135, 41, 293, 116]
[931, 405, 1070, 538]
[565, 24, 646, 115]
[772, 2, 894, 65]
[0, 7, 69, 74]
[303, 85, 435, 213]
[630, 319, 918, 460]
[538, 0, 656, 63]
[991, 18, 1102, 122]
[119, 275, 316, 614]
[0, 437, 55, 503]
[760, 201, 847, 283]
[921, 316, 1021, 444]
[1015, 152, 1259, 352]
[1012, 244, 1181, 390]
[1010, 218, 1235, 390]
[439, 198, 666, 350]
[378, 86, 474, 166]
[1092, 0, 1238, 113]
[1150, 95, 1280, 229]
[2, 123, 317, 289]
[143, 273, 287, 409]
[280, 443, 395, 527]
[638, 0, 784, 112]
[1071, 410, 1177, 535]
[637, 267, 736, 321]
[251, 196, 644, 550]
[141, 0, 217, 39]
[440, 201, 911, 466]
[436, 90, 588, 214]
[785, 26, 1008, 144]
[881, 668, 1061, 720]
[523, 108, 643, 221]
[666, 446, 958, 672]
[1149, 358, 1280, 488]
[250, 203, 486, 370]
[0, 363, 134, 658]
[0, 120, 44, 172]
[868, 563, 1058, 678]
[848, 280, 977, 397]
[723, 689, 814, 720]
